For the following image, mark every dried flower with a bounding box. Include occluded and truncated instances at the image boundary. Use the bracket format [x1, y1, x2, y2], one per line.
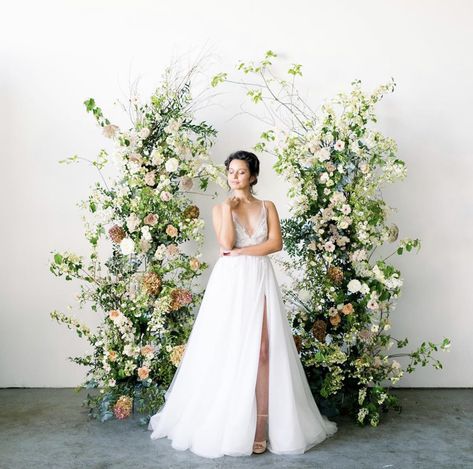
[327, 266, 344, 285]
[170, 344, 186, 366]
[113, 395, 133, 419]
[108, 225, 126, 244]
[142, 272, 162, 296]
[311, 319, 327, 342]
[183, 205, 200, 220]
[169, 288, 193, 310]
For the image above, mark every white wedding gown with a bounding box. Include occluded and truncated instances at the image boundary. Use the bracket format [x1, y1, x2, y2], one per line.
[148, 200, 337, 458]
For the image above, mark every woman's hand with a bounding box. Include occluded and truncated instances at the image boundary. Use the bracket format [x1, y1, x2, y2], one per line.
[219, 246, 242, 256]
[223, 195, 240, 210]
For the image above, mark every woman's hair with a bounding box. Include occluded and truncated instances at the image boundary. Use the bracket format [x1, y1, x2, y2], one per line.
[224, 150, 260, 194]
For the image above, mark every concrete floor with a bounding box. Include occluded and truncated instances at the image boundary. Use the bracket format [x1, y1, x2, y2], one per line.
[0, 389, 472, 469]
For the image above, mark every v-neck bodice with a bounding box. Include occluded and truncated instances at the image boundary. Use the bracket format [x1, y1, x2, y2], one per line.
[231, 200, 268, 248]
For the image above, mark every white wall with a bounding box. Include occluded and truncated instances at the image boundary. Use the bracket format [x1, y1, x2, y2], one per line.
[1, 0, 471, 387]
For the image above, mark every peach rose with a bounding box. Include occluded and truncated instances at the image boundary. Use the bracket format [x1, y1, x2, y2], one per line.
[140, 344, 155, 358]
[166, 244, 179, 257]
[107, 350, 117, 362]
[166, 224, 178, 237]
[143, 213, 158, 226]
[137, 366, 150, 380]
[189, 258, 200, 271]
[144, 171, 156, 186]
[329, 313, 341, 326]
[341, 303, 354, 315]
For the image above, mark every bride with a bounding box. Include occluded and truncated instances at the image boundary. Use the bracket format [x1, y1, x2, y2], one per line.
[148, 150, 337, 458]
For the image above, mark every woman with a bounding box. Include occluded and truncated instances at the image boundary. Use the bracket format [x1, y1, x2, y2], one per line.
[148, 150, 337, 458]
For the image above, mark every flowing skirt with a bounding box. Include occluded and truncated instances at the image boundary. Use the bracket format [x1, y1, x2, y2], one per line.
[148, 254, 337, 458]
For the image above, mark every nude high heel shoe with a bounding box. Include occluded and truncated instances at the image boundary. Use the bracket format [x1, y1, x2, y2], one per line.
[253, 414, 268, 454]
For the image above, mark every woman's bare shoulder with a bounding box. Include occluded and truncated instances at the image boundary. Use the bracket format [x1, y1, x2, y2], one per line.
[262, 199, 277, 209]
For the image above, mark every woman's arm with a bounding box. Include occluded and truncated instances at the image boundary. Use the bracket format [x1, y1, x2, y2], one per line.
[212, 202, 236, 250]
[234, 200, 283, 256]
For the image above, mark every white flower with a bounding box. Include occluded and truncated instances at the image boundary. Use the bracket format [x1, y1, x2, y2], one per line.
[141, 226, 152, 241]
[341, 204, 351, 215]
[116, 184, 130, 198]
[367, 299, 379, 310]
[164, 118, 182, 134]
[391, 360, 401, 370]
[108, 379, 116, 387]
[179, 176, 193, 191]
[307, 137, 321, 154]
[139, 127, 150, 139]
[347, 279, 362, 293]
[338, 217, 351, 229]
[120, 237, 135, 255]
[128, 152, 143, 165]
[102, 124, 119, 139]
[319, 172, 330, 184]
[371, 323, 379, 333]
[359, 162, 370, 174]
[299, 289, 311, 302]
[373, 265, 385, 282]
[317, 147, 331, 162]
[334, 140, 345, 151]
[151, 149, 164, 165]
[139, 238, 151, 253]
[128, 161, 142, 175]
[324, 132, 334, 144]
[153, 244, 167, 260]
[359, 283, 370, 295]
[324, 240, 335, 252]
[351, 249, 367, 262]
[385, 275, 403, 290]
[330, 191, 346, 204]
[144, 171, 156, 186]
[123, 344, 136, 357]
[126, 213, 140, 232]
[165, 157, 179, 173]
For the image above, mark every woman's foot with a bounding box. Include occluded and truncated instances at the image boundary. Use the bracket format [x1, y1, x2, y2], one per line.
[253, 414, 268, 454]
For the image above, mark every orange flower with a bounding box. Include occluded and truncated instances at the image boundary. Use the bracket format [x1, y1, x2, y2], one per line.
[137, 366, 150, 380]
[166, 224, 178, 237]
[329, 313, 341, 326]
[108, 309, 121, 321]
[341, 303, 354, 315]
[140, 344, 155, 358]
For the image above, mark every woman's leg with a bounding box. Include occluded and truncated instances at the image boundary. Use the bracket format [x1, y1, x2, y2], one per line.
[254, 294, 269, 442]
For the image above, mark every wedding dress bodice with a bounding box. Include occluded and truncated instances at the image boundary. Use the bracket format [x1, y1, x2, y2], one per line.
[231, 200, 268, 248]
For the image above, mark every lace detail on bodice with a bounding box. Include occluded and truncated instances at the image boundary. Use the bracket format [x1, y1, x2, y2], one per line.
[232, 200, 268, 248]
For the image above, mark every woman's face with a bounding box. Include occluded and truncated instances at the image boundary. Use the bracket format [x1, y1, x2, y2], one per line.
[227, 159, 254, 190]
